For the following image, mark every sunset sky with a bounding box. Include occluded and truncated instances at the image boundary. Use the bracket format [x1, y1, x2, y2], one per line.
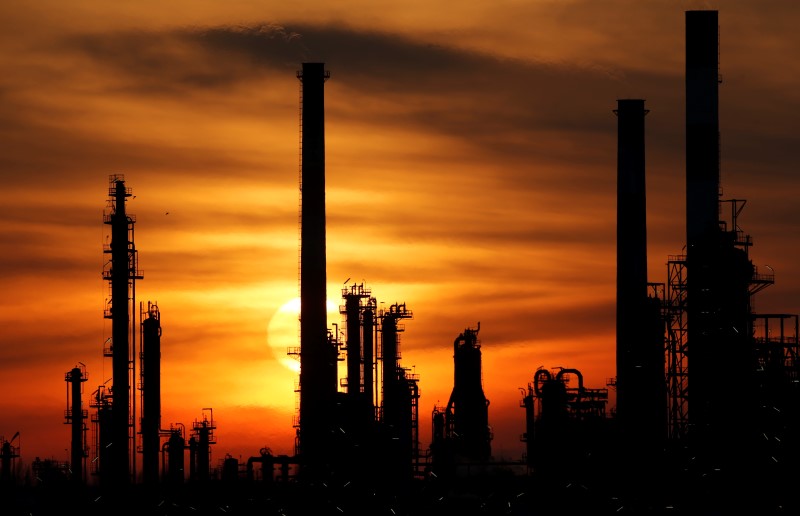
[2, 0, 800, 472]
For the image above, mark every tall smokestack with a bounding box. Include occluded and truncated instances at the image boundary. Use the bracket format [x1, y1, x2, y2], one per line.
[297, 62, 337, 471]
[614, 99, 666, 471]
[615, 98, 649, 425]
[685, 9, 756, 461]
[686, 10, 720, 247]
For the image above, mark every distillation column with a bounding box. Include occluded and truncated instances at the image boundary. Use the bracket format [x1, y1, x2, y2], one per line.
[141, 302, 162, 487]
[105, 176, 143, 488]
[363, 301, 376, 410]
[297, 62, 338, 473]
[343, 284, 374, 425]
[66, 366, 87, 484]
[379, 303, 416, 481]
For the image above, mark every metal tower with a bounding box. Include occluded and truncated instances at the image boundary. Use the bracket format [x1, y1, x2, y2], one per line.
[101, 174, 143, 487]
[65, 365, 88, 484]
[139, 301, 162, 487]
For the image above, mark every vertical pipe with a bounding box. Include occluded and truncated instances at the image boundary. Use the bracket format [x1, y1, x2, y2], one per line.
[110, 178, 131, 487]
[298, 62, 336, 470]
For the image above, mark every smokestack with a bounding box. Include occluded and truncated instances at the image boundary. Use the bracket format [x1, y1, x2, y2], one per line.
[614, 99, 666, 471]
[297, 62, 337, 469]
[685, 10, 720, 248]
[684, 9, 757, 461]
[614, 99, 648, 424]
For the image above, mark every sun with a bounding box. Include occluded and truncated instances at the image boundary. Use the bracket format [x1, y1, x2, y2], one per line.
[266, 297, 341, 373]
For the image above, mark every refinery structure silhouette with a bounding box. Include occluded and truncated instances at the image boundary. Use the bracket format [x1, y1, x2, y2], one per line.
[3, 9, 800, 515]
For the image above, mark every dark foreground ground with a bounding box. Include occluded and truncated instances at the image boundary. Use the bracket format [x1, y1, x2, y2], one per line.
[2, 463, 797, 516]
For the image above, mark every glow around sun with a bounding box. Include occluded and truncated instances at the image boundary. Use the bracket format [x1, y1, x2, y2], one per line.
[266, 297, 341, 373]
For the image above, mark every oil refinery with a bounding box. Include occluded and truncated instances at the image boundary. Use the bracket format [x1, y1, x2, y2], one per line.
[2, 9, 800, 515]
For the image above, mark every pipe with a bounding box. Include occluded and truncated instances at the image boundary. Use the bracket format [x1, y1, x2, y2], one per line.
[533, 369, 552, 397]
[556, 368, 584, 405]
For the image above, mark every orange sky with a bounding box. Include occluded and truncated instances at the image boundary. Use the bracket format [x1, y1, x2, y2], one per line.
[2, 0, 800, 473]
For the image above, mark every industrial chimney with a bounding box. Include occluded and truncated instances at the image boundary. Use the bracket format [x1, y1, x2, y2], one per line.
[684, 9, 756, 460]
[685, 10, 720, 246]
[614, 99, 666, 472]
[615, 98, 649, 425]
[297, 63, 338, 473]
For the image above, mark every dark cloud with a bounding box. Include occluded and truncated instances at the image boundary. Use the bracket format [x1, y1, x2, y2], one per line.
[0, 325, 99, 369]
[16, 19, 797, 205]
[0, 103, 292, 186]
[51, 23, 677, 168]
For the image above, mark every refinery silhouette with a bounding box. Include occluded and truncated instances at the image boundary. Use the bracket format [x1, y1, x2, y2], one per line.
[2, 9, 800, 515]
